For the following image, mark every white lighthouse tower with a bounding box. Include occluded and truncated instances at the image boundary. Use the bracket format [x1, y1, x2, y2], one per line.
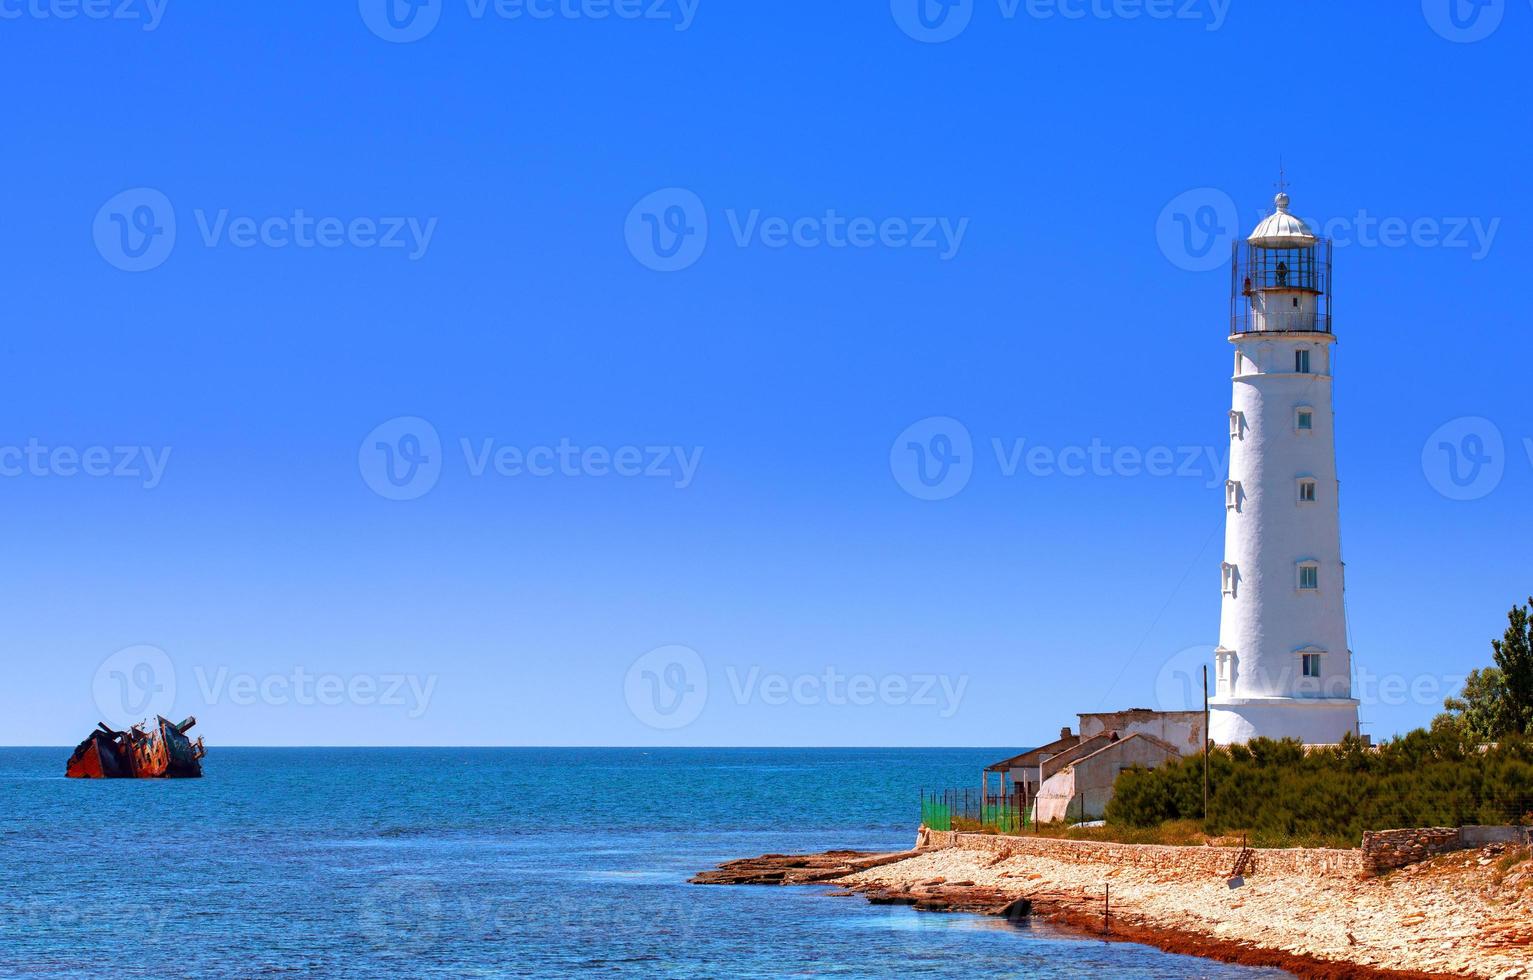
[1208, 190, 1361, 746]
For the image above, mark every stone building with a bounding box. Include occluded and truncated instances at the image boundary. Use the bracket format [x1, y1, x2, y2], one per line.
[981, 710, 1204, 824]
[1034, 732, 1183, 823]
[1079, 709, 1205, 755]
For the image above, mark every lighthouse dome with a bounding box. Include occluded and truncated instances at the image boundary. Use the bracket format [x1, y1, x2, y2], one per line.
[1248, 192, 1316, 247]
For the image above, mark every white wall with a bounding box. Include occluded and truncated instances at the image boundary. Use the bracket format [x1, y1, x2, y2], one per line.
[1210, 701, 1359, 745]
[1078, 711, 1203, 756]
[1035, 769, 1076, 824]
[1212, 313, 1359, 743]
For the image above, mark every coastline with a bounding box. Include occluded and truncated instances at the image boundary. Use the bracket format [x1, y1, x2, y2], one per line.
[695, 834, 1532, 980]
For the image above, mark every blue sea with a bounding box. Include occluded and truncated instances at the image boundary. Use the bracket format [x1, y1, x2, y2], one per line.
[1, 748, 1288, 978]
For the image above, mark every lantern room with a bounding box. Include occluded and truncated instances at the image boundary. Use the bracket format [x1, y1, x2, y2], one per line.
[1231, 192, 1333, 337]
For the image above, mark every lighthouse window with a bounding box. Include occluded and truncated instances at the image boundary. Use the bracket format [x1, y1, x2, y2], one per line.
[1221, 563, 1237, 596]
[1298, 563, 1319, 591]
[1234, 351, 1243, 375]
[1295, 349, 1311, 374]
[1301, 653, 1322, 678]
[1296, 408, 1314, 431]
[1226, 480, 1241, 510]
[1298, 479, 1317, 503]
[1229, 411, 1244, 439]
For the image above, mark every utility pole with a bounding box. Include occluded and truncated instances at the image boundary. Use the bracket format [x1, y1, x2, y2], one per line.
[1203, 665, 1211, 821]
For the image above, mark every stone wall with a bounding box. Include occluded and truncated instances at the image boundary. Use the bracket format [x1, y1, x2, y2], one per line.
[916, 825, 1530, 881]
[1360, 828, 1464, 875]
[916, 828, 1363, 880]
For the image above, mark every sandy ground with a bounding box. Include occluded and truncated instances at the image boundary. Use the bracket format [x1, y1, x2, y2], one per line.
[838, 842, 1532, 979]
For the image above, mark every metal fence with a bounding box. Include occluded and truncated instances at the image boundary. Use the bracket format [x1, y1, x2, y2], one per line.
[1363, 795, 1533, 832]
[1230, 309, 1333, 335]
[920, 789, 1034, 833]
[1491, 796, 1533, 826]
[920, 790, 1533, 838]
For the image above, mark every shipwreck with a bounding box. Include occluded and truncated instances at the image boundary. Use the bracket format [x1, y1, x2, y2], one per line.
[66, 716, 207, 779]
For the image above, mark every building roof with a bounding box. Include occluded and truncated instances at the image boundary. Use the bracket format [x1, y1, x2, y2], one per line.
[1248, 192, 1316, 247]
[1039, 732, 1119, 779]
[1064, 731, 1182, 770]
[984, 731, 1079, 772]
[1079, 708, 1204, 722]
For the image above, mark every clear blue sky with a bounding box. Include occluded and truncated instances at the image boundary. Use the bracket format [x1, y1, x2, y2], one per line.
[2, 2, 1529, 746]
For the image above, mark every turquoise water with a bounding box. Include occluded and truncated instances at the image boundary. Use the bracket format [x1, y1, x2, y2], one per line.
[1, 748, 1288, 978]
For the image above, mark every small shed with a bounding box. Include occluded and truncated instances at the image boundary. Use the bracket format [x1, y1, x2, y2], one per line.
[1034, 732, 1182, 824]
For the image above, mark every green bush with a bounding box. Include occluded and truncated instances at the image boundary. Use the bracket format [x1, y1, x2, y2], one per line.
[1105, 729, 1533, 846]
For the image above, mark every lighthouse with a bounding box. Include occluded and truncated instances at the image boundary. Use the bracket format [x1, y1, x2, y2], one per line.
[1208, 190, 1361, 746]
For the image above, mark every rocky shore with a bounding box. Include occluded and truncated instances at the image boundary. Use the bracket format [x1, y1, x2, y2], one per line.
[693, 835, 1533, 980]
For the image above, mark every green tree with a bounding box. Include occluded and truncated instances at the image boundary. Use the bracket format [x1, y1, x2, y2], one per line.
[1104, 733, 1533, 844]
[1438, 666, 1510, 743]
[1436, 597, 1533, 740]
[1493, 598, 1533, 735]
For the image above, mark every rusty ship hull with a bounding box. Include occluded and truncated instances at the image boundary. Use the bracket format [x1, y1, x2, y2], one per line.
[66, 715, 206, 779]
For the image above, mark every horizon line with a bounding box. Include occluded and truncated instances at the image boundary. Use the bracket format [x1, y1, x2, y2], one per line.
[4, 743, 1033, 750]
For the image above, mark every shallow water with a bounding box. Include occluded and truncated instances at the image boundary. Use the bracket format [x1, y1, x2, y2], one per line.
[1, 748, 1290, 977]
